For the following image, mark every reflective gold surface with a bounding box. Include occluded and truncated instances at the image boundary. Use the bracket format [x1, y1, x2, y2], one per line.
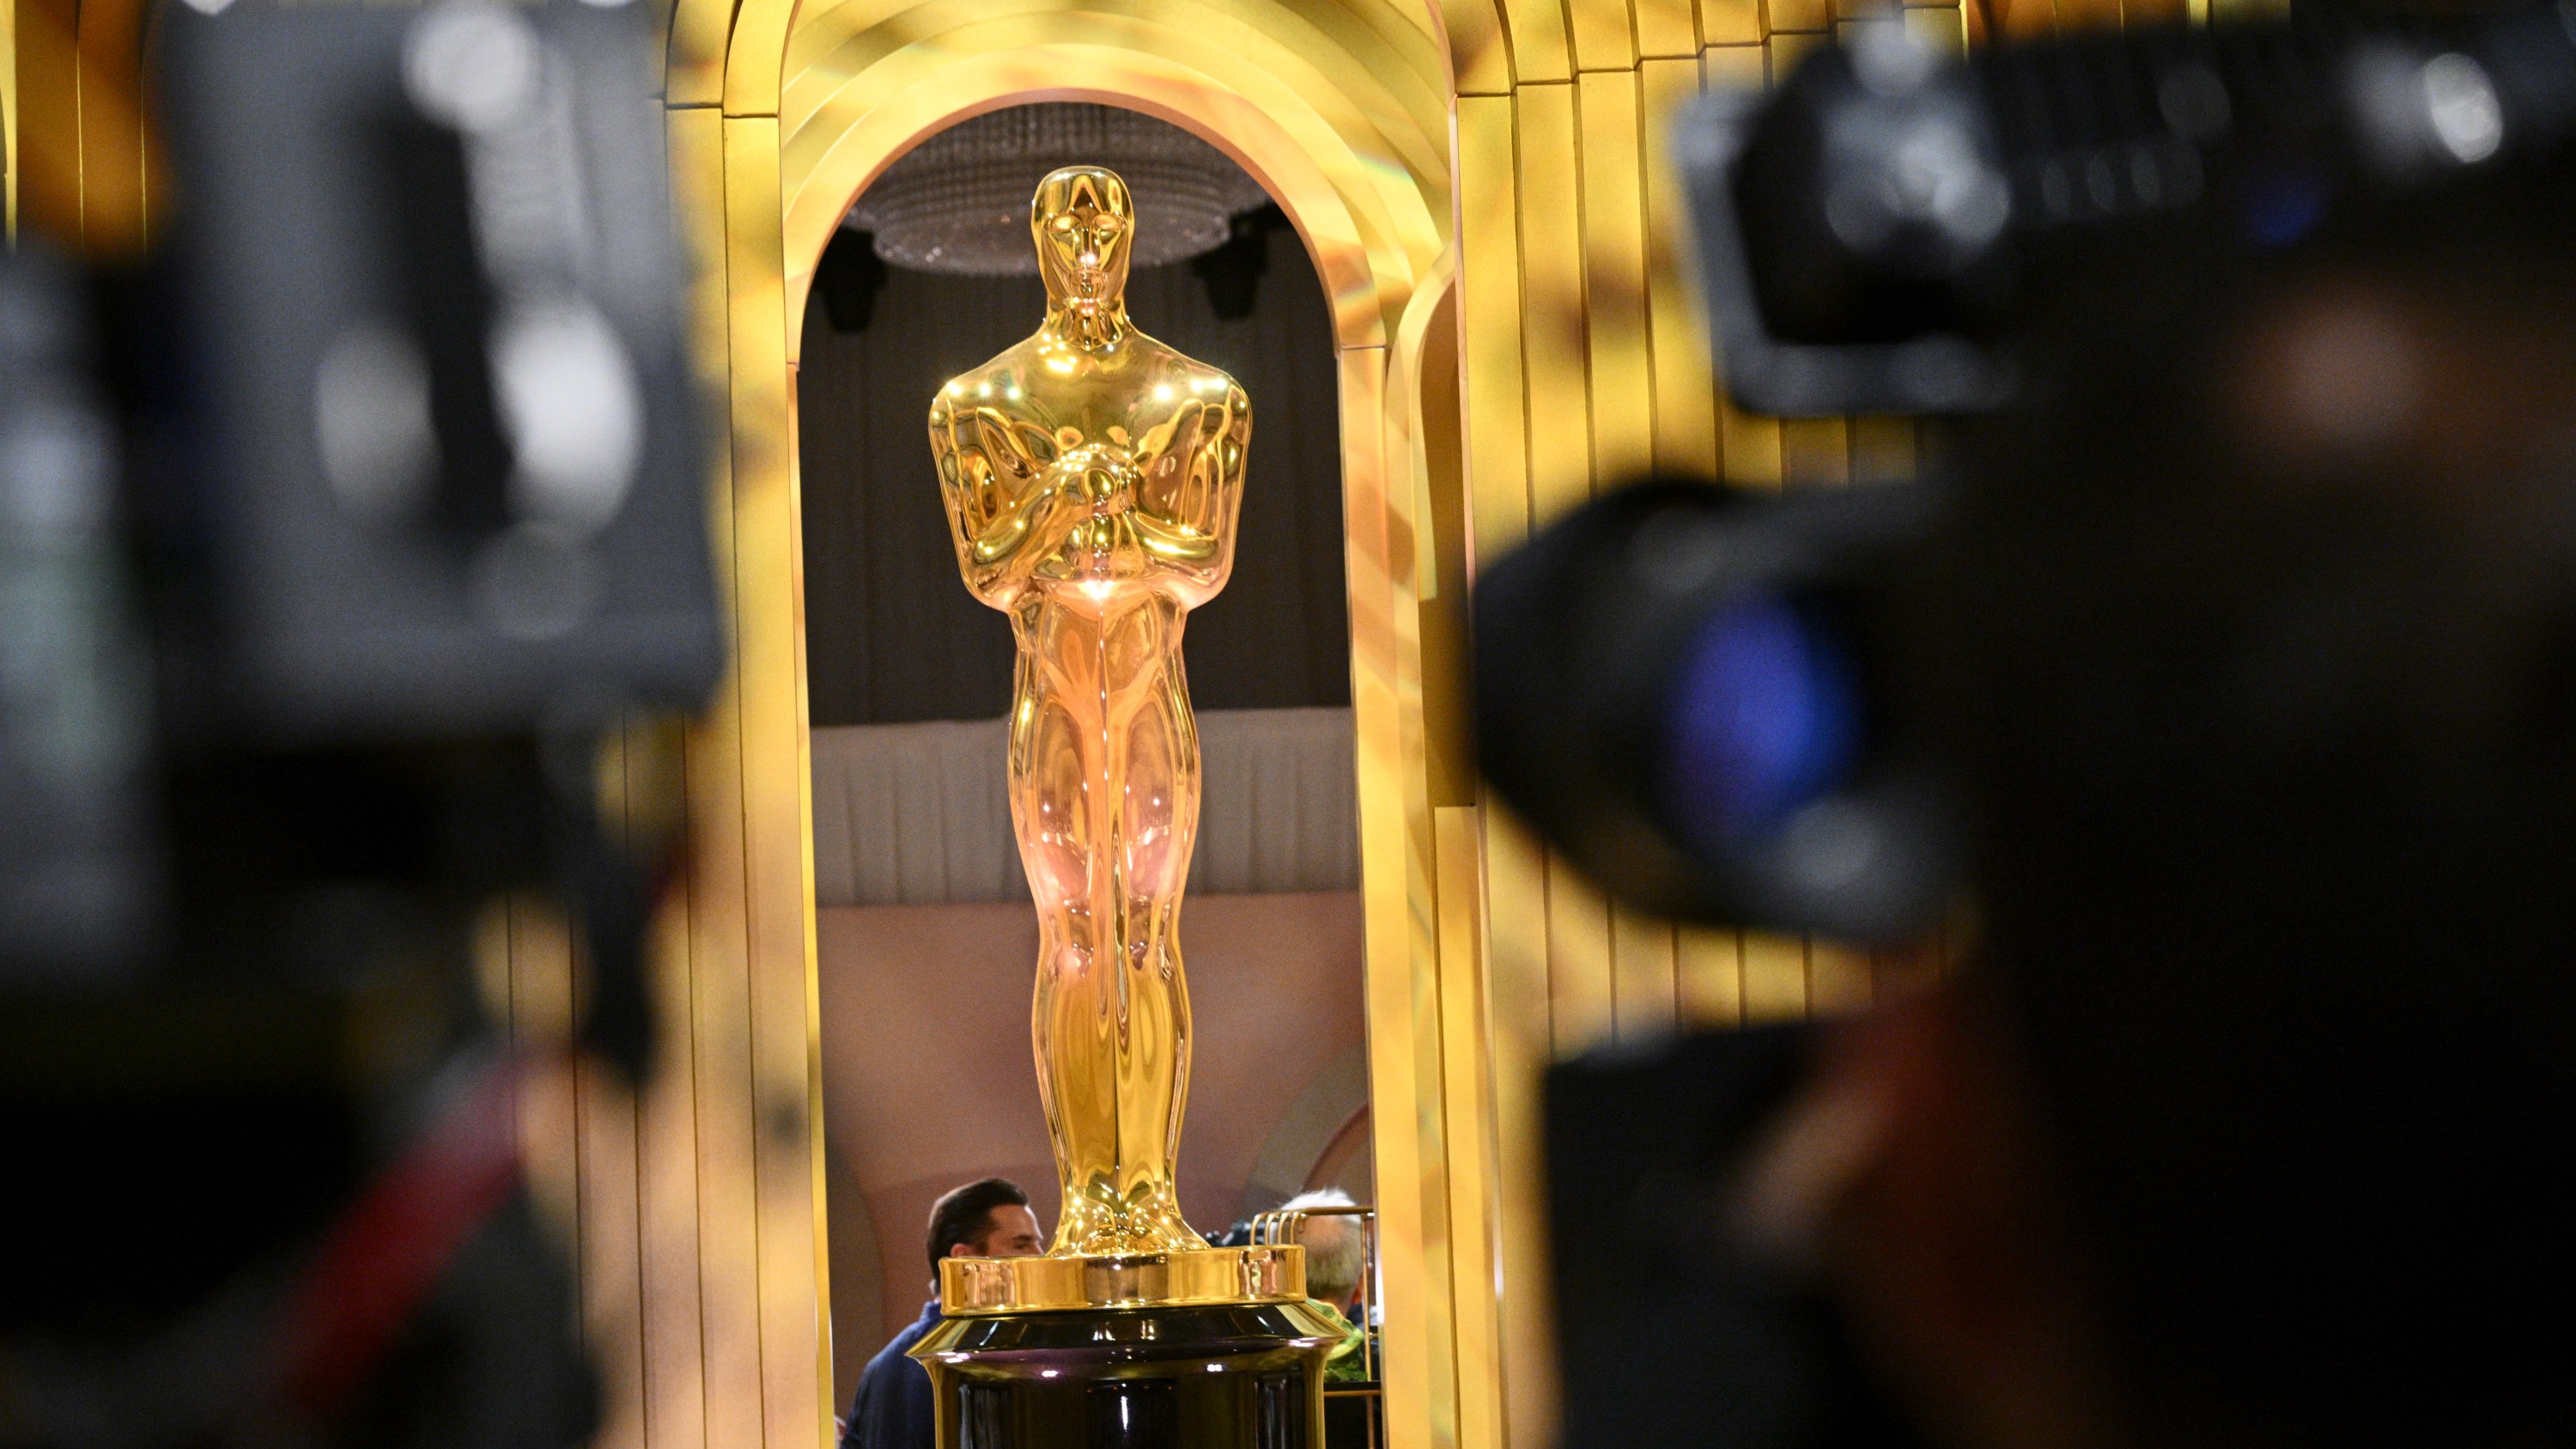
[939, 1245, 1307, 1315]
[932, 167, 1250, 1262]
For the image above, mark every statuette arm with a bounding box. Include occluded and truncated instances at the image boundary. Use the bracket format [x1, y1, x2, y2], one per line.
[930, 397, 1083, 607]
[1125, 381, 1250, 605]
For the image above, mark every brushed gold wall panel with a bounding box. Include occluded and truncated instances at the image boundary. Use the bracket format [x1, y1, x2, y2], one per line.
[1545, 857, 1615, 1056]
[1632, 0, 1696, 58]
[1502, 0, 1577, 82]
[1442, 0, 1516, 94]
[1906, 2, 1969, 54]
[1701, 0, 1764, 45]
[1478, 808, 1558, 1449]
[1641, 56, 1719, 474]
[1611, 902, 1680, 1039]
[1433, 805, 1508, 1449]
[1457, 94, 1533, 557]
[1676, 922, 1749, 1028]
[1765, 0, 1832, 40]
[1741, 929, 1815, 1023]
[1510, 82, 1590, 524]
[666, 0, 734, 107]
[1782, 415, 1853, 485]
[1576, 70, 1654, 483]
[1853, 415, 1920, 483]
[1568, 0, 1635, 72]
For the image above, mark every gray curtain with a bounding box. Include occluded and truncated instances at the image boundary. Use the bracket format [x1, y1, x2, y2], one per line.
[798, 228, 1351, 726]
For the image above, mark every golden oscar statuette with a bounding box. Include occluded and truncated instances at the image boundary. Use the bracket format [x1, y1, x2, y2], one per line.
[904, 167, 1339, 1449]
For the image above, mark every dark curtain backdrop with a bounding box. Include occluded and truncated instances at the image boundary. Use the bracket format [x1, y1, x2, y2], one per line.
[798, 228, 1351, 726]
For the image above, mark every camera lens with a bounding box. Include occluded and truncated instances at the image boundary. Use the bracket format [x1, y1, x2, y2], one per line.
[1658, 591, 1862, 855]
[1474, 476, 1951, 937]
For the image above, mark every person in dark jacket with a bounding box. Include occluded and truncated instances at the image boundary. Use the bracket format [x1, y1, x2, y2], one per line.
[839, 1178, 1043, 1449]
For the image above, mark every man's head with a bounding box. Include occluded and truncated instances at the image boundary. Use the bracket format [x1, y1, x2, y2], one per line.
[1279, 1190, 1364, 1312]
[1031, 167, 1133, 316]
[923, 1178, 1042, 1283]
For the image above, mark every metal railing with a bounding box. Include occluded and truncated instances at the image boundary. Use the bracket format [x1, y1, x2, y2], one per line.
[1249, 1202, 1381, 1449]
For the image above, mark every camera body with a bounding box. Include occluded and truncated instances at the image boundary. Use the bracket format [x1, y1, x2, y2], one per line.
[1, 4, 717, 1443]
[1479, 4, 2576, 940]
[1497, 13, 2576, 1449]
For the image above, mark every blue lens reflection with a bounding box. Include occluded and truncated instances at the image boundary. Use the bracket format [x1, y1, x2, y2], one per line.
[1661, 593, 1862, 849]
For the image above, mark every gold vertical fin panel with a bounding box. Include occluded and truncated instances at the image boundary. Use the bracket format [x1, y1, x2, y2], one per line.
[1443, 0, 1516, 94]
[1633, 0, 1698, 59]
[1434, 807, 1507, 1449]
[1575, 70, 1653, 485]
[1500, 0, 1577, 82]
[1351, 338, 1449, 1449]
[719, 112, 830, 1449]
[1701, 43, 1784, 486]
[3, 0, 16, 235]
[1641, 56, 1720, 476]
[665, 0, 735, 107]
[1568, 0, 1637, 72]
[1456, 94, 1532, 563]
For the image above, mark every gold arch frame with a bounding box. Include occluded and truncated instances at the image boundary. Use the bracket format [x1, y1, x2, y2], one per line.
[671, 2, 1471, 1446]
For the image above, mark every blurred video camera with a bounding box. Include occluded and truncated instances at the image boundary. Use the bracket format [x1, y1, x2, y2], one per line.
[1494, 8, 2576, 1448]
[3, 2, 715, 1444]
[1479, 2, 2576, 941]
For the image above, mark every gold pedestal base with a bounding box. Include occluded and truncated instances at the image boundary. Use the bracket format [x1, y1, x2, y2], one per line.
[912, 1301, 1337, 1449]
[939, 1245, 1308, 1315]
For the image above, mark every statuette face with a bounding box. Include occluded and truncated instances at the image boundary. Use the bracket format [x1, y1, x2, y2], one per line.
[928, 167, 1251, 1257]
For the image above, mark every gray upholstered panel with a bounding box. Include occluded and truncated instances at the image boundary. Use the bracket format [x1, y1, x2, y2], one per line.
[809, 706, 1358, 906]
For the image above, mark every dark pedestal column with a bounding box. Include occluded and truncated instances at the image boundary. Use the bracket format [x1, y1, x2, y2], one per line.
[913, 1302, 1338, 1449]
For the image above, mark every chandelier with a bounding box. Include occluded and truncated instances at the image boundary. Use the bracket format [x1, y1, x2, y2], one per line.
[847, 104, 1273, 275]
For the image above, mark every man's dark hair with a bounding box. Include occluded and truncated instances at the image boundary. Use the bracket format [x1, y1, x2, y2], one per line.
[1932, 173, 2576, 1447]
[924, 1178, 1029, 1275]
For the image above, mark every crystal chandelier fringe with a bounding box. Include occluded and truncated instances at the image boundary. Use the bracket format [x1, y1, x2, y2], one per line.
[848, 104, 1273, 275]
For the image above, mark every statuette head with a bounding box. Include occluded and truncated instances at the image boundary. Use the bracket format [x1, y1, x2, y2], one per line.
[1032, 167, 1133, 316]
